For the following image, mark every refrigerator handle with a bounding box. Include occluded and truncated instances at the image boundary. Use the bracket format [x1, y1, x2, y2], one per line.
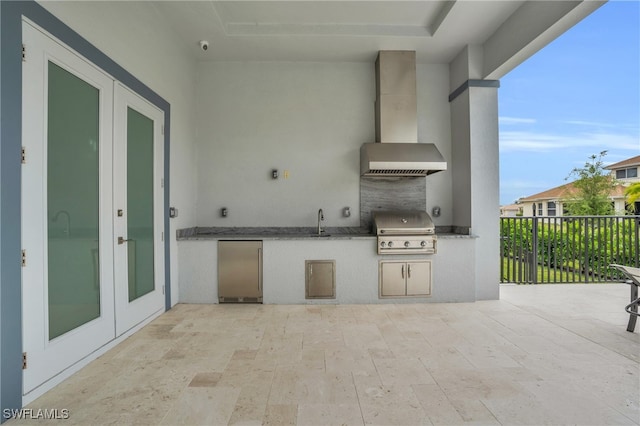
[258, 248, 262, 292]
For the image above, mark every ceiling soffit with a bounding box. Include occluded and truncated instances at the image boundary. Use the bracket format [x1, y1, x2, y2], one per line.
[149, 0, 603, 74]
[151, 1, 525, 64]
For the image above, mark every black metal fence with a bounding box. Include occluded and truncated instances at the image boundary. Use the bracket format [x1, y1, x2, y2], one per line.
[500, 216, 640, 284]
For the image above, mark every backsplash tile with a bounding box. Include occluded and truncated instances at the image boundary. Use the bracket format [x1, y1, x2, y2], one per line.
[360, 177, 426, 229]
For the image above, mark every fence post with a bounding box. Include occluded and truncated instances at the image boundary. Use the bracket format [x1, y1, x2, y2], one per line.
[531, 217, 538, 284]
[583, 217, 589, 282]
[636, 217, 639, 268]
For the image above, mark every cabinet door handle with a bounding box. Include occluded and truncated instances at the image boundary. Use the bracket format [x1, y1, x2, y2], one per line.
[258, 248, 262, 292]
[401, 264, 405, 279]
[408, 264, 412, 279]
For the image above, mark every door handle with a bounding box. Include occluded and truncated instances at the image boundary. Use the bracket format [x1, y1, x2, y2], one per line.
[401, 264, 405, 279]
[408, 264, 412, 279]
[258, 248, 262, 292]
[117, 236, 129, 245]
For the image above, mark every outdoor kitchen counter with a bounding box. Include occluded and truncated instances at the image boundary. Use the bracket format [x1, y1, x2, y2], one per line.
[177, 227, 376, 240]
[177, 227, 478, 304]
[176, 227, 476, 240]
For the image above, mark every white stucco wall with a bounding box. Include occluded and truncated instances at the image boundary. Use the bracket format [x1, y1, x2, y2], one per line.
[417, 63, 453, 228]
[38, 1, 199, 306]
[450, 90, 472, 229]
[194, 61, 453, 228]
[194, 61, 372, 227]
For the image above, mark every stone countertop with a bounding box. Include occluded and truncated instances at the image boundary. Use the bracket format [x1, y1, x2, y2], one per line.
[176, 227, 476, 241]
[177, 227, 375, 241]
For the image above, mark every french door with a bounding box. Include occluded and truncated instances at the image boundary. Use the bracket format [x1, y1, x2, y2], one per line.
[113, 83, 165, 336]
[21, 21, 164, 394]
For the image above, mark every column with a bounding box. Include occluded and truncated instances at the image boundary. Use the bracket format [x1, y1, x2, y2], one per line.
[449, 46, 500, 300]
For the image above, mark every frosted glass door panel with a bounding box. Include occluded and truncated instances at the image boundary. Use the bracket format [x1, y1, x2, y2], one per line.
[47, 62, 100, 340]
[24, 21, 114, 394]
[113, 82, 164, 337]
[126, 107, 155, 302]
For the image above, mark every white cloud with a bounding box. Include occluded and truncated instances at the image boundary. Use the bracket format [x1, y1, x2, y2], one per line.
[564, 120, 617, 128]
[500, 130, 640, 153]
[499, 116, 537, 125]
[500, 179, 553, 190]
[500, 180, 557, 203]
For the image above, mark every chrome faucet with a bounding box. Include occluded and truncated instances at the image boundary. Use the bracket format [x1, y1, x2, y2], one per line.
[317, 208, 325, 235]
[53, 210, 71, 238]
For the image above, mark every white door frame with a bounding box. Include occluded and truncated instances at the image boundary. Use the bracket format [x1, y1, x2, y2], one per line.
[21, 20, 166, 396]
[113, 83, 165, 336]
[21, 21, 116, 395]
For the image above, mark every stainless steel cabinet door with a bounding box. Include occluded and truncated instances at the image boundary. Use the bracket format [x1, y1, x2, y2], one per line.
[379, 260, 432, 298]
[306, 260, 336, 299]
[406, 261, 431, 296]
[379, 261, 406, 297]
[218, 241, 262, 301]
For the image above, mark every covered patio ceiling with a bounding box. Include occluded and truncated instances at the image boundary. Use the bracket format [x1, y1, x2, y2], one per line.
[111, 1, 606, 78]
[153, 0, 522, 63]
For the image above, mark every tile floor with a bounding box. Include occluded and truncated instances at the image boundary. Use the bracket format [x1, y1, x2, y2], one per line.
[12, 284, 640, 425]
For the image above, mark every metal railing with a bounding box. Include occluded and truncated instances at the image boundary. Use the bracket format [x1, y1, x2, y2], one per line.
[500, 216, 639, 284]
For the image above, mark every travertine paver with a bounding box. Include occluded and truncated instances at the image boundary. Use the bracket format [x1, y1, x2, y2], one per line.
[10, 284, 640, 425]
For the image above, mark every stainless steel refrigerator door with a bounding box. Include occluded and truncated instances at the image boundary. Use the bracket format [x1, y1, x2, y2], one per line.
[218, 241, 262, 302]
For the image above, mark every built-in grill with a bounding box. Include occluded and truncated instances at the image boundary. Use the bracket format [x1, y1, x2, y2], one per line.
[372, 210, 437, 255]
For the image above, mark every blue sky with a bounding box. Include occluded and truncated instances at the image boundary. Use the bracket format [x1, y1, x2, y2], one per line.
[498, 0, 640, 205]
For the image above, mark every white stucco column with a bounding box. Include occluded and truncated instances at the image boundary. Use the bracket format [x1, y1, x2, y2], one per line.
[449, 46, 500, 300]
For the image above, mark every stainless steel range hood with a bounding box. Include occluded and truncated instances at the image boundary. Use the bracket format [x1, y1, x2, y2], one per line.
[360, 142, 447, 176]
[361, 51, 447, 177]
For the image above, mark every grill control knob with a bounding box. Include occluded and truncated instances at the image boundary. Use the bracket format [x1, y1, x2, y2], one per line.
[380, 241, 386, 248]
[404, 241, 410, 248]
[388, 241, 394, 248]
[420, 241, 427, 247]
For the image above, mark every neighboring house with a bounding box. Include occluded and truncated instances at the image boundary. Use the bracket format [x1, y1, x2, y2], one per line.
[608, 154, 640, 214]
[499, 204, 523, 217]
[517, 154, 640, 216]
[518, 182, 629, 216]
[606, 155, 640, 184]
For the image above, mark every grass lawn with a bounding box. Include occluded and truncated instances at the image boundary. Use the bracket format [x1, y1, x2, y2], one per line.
[500, 257, 614, 284]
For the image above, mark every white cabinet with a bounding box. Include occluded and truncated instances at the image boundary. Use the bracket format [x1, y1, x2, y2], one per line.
[379, 260, 431, 298]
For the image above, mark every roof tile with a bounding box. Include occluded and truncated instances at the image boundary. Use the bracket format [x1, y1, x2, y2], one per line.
[605, 154, 640, 170]
[519, 181, 626, 202]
